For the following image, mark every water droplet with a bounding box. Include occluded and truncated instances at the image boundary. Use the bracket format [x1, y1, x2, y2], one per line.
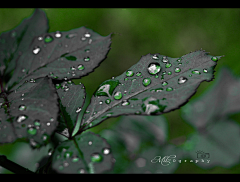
[55, 31, 62, 38]
[150, 88, 163, 92]
[147, 63, 161, 75]
[178, 76, 188, 84]
[88, 39, 92, 44]
[113, 91, 122, 100]
[64, 87, 69, 92]
[162, 56, 168, 63]
[192, 70, 201, 74]
[42, 134, 49, 142]
[88, 141, 93, 145]
[136, 72, 142, 76]
[77, 64, 84, 70]
[66, 33, 77, 39]
[122, 100, 130, 106]
[44, 35, 54, 43]
[99, 101, 103, 105]
[165, 63, 172, 68]
[162, 81, 168, 86]
[143, 78, 151, 87]
[211, 56, 218, 61]
[16, 115, 27, 123]
[50, 117, 54, 122]
[166, 87, 173, 91]
[22, 68, 26, 73]
[46, 122, 51, 126]
[84, 57, 90, 62]
[33, 46, 40, 54]
[34, 120, 41, 126]
[126, 70, 134, 77]
[18, 105, 26, 111]
[29, 78, 35, 83]
[72, 156, 79, 162]
[203, 69, 208, 73]
[85, 49, 90, 53]
[167, 71, 172, 75]
[70, 66, 76, 71]
[64, 151, 73, 159]
[91, 153, 103, 163]
[78, 169, 85, 174]
[95, 80, 120, 97]
[76, 107, 82, 113]
[55, 84, 61, 89]
[177, 58, 181, 62]
[102, 148, 111, 155]
[152, 54, 159, 60]
[48, 148, 53, 156]
[175, 67, 181, 73]
[38, 36, 43, 41]
[27, 127, 37, 135]
[84, 32, 91, 37]
[81, 37, 86, 41]
[105, 99, 111, 104]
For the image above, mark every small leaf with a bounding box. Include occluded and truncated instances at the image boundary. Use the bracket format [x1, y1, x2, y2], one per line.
[0, 77, 59, 148]
[51, 131, 114, 174]
[54, 80, 86, 137]
[80, 50, 223, 130]
[7, 26, 111, 92]
[0, 9, 48, 77]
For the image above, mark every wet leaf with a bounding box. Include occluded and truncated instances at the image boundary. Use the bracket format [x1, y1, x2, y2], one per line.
[54, 80, 86, 137]
[51, 131, 114, 174]
[6, 24, 111, 92]
[80, 50, 223, 130]
[0, 77, 59, 148]
[0, 9, 48, 77]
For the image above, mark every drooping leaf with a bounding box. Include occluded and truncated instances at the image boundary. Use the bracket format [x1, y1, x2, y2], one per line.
[51, 131, 114, 174]
[181, 118, 240, 168]
[54, 80, 86, 138]
[7, 24, 111, 92]
[79, 50, 223, 131]
[0, 77, 59, 148]
[100, 115, 184, 173]
[181, 67, 240, 129]
[0, 9, 48, 77]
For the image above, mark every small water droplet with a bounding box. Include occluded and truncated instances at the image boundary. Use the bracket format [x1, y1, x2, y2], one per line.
[29, 78, 36, 83]
[175, 67, 181, 73]
[84, 32, 91, 37]
[55, 31, 62, 38]
[113, 91, 122, 100]
[122, 100, 130, 106]
[22, 68, 26, 73]
[34, 120, 41, 126]
[63, 161, 69, 167]
[78, 169, 85, 174]
[166, 87, 173, 91]
[76, 107, 82, 113]
[165, 63, 172, 68]
[58, 165, 64, 170]
[211, 56, 218, 61]
[38, 36, 43, 41]
[91, 153, 103, 163]
[46, 122, 51, 126]
[70, 66, 76, 71]
[105, 99, 111, 104]
[136, 72, 142, 76]
[88, 141, 93, 145]
[50, 117, 54, 122]
[66, 33, 77, 39]
[72, 156, 79, 162]
[162, 56, 168, 63]
[203, 69, 208, 73]
[64, 151, 73, 159]
[18, 105, 26, 111]
[33, 46, 40, 54]
[152, 54, 159, 60]
[84, 57, 90, 62]
[135, 157, 146, 168]
[27, 127, 37, 135]
[102, 148, 111, 155]
[167, 71, 172, 75]
[16, 115, 27, 123]
[126, 70, 134, 77]
[147, 63, 161, 75]
[77, 64, 84, 70]
[178, 76, 188, 84]
[143, 78, 151, 87]
[192, 70, 201, 74]
[44, 35, 54, 43]
[162, 81, 168, 86]
[99, 101, 103, 105]
[42, 133, 49, 142]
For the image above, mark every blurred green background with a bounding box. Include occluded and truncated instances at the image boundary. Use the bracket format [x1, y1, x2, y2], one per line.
[0, 8, 240, 173]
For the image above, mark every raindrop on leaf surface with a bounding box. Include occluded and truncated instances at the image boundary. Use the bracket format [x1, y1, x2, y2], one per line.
[16, 115, 27, 123]
[91, 153, 103, 163]
[27, 127, 37, 135]
[114, 91, 122, 100]
[126, 70, 134, 77]
[44, 35, 54, 43]
[18, 105, 26, 111]
[33, 46, 40, 54]
[143, 78, 151, 87]
[175, 67, 181, 73]
[178, 76, 188, 84]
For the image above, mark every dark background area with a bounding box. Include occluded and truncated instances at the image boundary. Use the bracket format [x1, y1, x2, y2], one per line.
[0, 8, 240, 173]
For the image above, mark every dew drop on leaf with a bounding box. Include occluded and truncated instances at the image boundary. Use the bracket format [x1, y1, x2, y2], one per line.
[136, 72, 142, 76]
[175, 67, 181, 73]
[105, 99, 111, 104]
[165, 63, 172, 68]
[91, 153, 103, 163]
[162, 81, 168, 86]
[77, 64, 84, 70]
[152, 54, 159, 60]
[178, 76, 188, 84]
[18, 105, 26, 111]
[162, 56, 168, 63]
[76, 107, 82, 113]
[44, 35, 54, 43]
[143, 78, 151, 87]
[78, 169, 85, 174]
[27, 127, 37, 135]
[72, 156, 79, 162]
[122, 100, 130, 106]
[166, 87, 173, 91]
[211, 56, 218, 61]
[34, 120, 41, 126]
[84, 32, 91, 37]
[147, 63, 161, 75]
[64, 151, 73, 159]
[84, 57, 90, 62]
[55, 31, 62, 38]
[113, 91, 122, 100]
[126, 70, 134, 77]
[102, 148, 111, 155]
[38, 37, 43, 41]
[192, 70, 201, 74]
[203, 69, 208, 73]
[16, 115, 27, 123]
[32, 46, 40, 54]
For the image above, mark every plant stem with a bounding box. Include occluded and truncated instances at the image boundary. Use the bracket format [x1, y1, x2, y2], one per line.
[0, 155, 35, 174]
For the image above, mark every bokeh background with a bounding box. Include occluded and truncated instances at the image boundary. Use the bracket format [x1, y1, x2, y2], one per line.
[0, 8, 240, 173]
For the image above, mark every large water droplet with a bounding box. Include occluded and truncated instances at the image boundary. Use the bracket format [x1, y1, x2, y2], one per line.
[147, 63, 161, 75]
[18, 105, 26, 111]
[143, 78, 151, 87]
[91, 153, 103, 163]
[95, 80, 120, 97]
[178, 76, 188, 84]
[114, 91, 122, 100]
[126, 70, 134, 77]
[44, 35, 53, 43]
[33, 46, 40, 54]
[16, 115, 27, 123]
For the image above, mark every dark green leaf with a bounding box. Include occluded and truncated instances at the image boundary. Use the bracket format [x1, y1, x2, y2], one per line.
[80, 50, 223, 130]
[0, 77, 59, 148]
[51, 131, 114, 174]
[0, 9, 48, 76]
[7, 26, 111, 92]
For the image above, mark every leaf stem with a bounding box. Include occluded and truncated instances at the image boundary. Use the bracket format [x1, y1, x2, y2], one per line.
[0, 155, 35, 174]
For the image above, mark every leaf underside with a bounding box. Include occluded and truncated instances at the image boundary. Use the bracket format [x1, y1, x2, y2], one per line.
[80, 50, 223, 130]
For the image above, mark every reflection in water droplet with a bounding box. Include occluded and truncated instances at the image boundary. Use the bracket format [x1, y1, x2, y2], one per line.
[147, 63, 161, 75]
[178, 76, 188, 84]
